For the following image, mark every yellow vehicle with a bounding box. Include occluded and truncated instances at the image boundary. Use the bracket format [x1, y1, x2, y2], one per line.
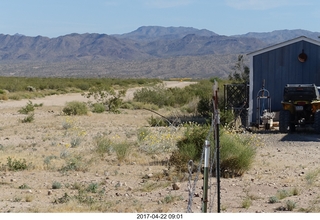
[279, 84, 320, 133]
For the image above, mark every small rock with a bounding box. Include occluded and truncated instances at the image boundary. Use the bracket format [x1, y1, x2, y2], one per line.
[115, 181, 122, 187]
[172, 182, 180, 190]
[48, 190, 52, 195]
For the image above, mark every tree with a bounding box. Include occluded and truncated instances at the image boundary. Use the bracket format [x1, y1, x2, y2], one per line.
[82, 86, 126, 114]
[228, 55, 250, 83]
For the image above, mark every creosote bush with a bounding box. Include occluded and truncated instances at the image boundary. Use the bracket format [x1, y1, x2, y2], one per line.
[169, 123, 256, 177]
[18, 100, 35, 114]
[62, 101, 88, 116]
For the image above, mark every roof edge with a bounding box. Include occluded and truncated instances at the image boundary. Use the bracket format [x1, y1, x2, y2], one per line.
[247, 36, 320, 57]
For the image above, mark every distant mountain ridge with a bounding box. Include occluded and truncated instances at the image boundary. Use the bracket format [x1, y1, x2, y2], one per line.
[0, 26, 319, 78]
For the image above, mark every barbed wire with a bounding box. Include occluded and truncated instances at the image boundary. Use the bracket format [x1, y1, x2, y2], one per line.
[186, 97, 217, 213]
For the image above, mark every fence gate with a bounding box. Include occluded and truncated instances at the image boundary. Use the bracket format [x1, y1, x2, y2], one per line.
[224, 83, 249, 127]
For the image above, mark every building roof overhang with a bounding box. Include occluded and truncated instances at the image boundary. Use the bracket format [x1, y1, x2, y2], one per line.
[247, 36, 320, 57]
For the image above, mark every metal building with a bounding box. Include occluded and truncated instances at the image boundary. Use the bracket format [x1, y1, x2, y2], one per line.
[247, 36, 320, 126]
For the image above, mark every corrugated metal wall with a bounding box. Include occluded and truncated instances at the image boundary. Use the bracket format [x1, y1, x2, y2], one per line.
[251, 40, 320, 124]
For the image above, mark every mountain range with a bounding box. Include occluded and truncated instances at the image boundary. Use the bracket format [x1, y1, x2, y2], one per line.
[0, 26, 319, 79]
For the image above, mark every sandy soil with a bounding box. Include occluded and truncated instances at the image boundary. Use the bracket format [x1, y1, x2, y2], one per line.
[1, 81, 320, 214]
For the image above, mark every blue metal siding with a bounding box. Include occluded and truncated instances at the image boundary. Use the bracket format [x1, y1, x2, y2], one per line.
[251, 40, 320, 123]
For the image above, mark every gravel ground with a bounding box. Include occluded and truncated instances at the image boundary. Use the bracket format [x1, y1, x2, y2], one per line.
[1, 81, 320, 214]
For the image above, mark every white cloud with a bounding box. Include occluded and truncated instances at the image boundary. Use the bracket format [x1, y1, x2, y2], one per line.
[144, 0, 193, 9]
[225, 0, 308, 10]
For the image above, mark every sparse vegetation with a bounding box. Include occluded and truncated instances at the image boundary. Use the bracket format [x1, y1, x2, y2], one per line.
[62, 101, 88, 115]
[1, 77, 319, 213]
[6, 157, 29, 171]
[94, 135, 113, 157]
[18, 100, 35, 114]
[52, 181, 62, 189]
[286, 200, 297, 211]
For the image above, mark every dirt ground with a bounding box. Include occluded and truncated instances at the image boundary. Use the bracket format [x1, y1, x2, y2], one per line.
[1, 81, 320, 214]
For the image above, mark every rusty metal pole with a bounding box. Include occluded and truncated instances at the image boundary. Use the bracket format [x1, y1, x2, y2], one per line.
[213, 80, 221, 213]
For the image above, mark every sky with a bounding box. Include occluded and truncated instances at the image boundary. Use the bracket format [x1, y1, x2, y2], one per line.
[0, 0, 319, 38]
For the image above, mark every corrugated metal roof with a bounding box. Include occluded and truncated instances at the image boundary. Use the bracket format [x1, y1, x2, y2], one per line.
[247, 36, 320, 57]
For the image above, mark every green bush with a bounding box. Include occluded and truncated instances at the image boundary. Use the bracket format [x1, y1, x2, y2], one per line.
[86, 183, 99, 193]
[21, 113, 35, 123]
[94, 136, 113, 157]
[169, 123, 210, 172]
[91, 103, 105, 113]
[7, 157, 29, 171]
[137, 127, 151, 142]
[219, 130, 256, 177]
[62, 101, 88, 115]
[52, 181, 62, 189]
[169, 124, 256, 177]
[114, 141, 131, 162]
[82, 87, 126, 114]
[268, 196, 279, 204]
[147, 116, 170, 127]
[18, 100, 35, 114]
[286, 200, 296, 211]
[59, 154, 88, 172]
[133, 84, 191, 108]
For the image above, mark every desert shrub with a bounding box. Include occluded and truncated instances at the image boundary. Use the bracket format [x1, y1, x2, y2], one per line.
[268, 196, 279, 204]
[0, 89, 8, 100]
[62, 101, 88, 116]
[82, 86, 126, 114]
[138, 127, 181, 155]
[21, 113, 35, 123]
[286, 200, 296, 211]
[169, 124, 256, 176]
[113, 141, 131, 162]
[59, 154, 88, 172]
[44, 155, 58, 170]
[276, 189, 290, 199]
[91, 103, 105, 113]
[181, 97, 200, 114]
[70, 137, 82, 148]
[218, 131, 256, 177]
[197, 97, 212, 117]
[220, 110, 236, 127]
[6, 157, 29, 171]
[137, 127, 151, 142]
[86, 183, 99, 193]
[18, 100, 35, 114]
[305, 168, 320, 185]
[163, 195, 183, 204]
[133, 84, 191, 108]
[52, 181, 62, 189]
[147, 116, 170, 127]
[94, 136, 113, 157]
[241, 197, 252, 209]
[53, 193, 71, 204]
[169, 122, 210, 172]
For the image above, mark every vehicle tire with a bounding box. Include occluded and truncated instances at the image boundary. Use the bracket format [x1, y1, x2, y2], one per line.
[279, 110, 291, 133]
[314, 110, 320, 134]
